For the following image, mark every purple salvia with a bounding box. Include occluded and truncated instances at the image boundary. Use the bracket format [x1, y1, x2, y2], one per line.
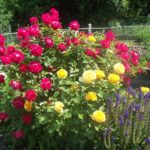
[134, 104, 141, 112]
[139, 112, 144, 121]
[115, 93, 120, 107]
[119, 115, 124, 126]
[124, 109, 129, 119]
[145, 137, 150, 144]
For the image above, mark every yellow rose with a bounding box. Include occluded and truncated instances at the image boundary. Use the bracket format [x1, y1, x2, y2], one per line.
[57, 69, 68, 79]
[95, 70, 105, 80]
[108, 73, 120, 84]
[24, 100, 33, 112]
[91, 110, 106, 123]
[141, 87, 150, 93]
[70, 83, 79, 91]
[54, 101, 64, 113]
[88, 36, 96, 42]
[85, 92, 97, 101]
[82, 70, 96, 84]
[114, 63, 125, 74]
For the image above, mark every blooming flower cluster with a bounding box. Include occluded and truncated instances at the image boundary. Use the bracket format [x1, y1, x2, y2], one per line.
[0, 8, 145, 148]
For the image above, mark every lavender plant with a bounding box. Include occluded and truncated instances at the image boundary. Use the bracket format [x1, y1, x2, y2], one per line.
[104, 87, 150, 150]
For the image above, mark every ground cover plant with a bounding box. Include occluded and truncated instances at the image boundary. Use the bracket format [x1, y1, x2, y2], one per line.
[0, 8, 149, 150]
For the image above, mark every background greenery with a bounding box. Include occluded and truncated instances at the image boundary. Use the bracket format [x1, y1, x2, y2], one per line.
[0, 0, 150, 30]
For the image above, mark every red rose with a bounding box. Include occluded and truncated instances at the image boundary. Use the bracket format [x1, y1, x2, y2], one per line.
[0, 34, 5, 47]
[0, 47, 5, 56]
[11, 50, 25, 64]
[29, 44, 43, 57]
[1, 54, 12, 65]
[12, 130, 24, 139]
[41, 13, 52, 25]
[28, 61, 43, 74]
[51, 21, 62, 30]
[85, 48, 100, 59]
[19, 64, 28, 73]
[12, 96, 24, 109]
[40, 78, 52, 91]
[10, 80, 23, 91]
[57, 43, 67, 52]
[25, 89, 37, 101]
[123, 76, 131, 86]
[17, 28, 29, 40]
[115, 42, 128, 54]
[44, 37, 54, 48]
[69, 20, 80, 31]
[29, 17, 38, 24]
[100, 39, 111, 49]
[0, 74, 5, 83]
[22, 114, 32, 125]
[71, 37, 80, 45]
[28, 25, 40, 37]
[0, 112, 8, 122]
[6, 46, 16, 54]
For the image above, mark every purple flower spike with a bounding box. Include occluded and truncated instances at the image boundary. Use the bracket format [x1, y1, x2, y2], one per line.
[145, 137, 150, 144]
[139, 112, 144, 121]
[119, 115, 124, 126]
[134, 104, 141, 112]
[124, 110, 129, 119]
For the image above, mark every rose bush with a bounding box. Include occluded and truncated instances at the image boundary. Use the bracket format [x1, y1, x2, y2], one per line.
[0, 8, 146, 149]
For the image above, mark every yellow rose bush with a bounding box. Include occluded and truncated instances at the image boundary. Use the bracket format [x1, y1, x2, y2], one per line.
[0, 8, 146, 150]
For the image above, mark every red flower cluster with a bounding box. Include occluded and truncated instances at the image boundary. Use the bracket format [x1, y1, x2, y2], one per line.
[25, 89, 37, 102]
[12, 96, 24, 109]
[0, 112, 8, 122]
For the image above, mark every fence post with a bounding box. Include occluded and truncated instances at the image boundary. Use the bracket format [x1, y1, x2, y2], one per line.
[8, 25, 12, 43]
[88, 23, 92, 34]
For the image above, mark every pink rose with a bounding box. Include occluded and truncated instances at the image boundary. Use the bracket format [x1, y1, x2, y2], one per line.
[10, 80, 23, 91]
[130, 51, 139, 60]
[115, 42, 128, 54]
[13, 130, 24, 139]
[0, 112, 8, 122]
[105, 30, 115, 41]
[65, 37, 71, 46]
[1, 54, 12, 65]
[50, 8, 59, 18]
[29, 17, 38, 24]
[22, 114, 32, 125]
[29, 44, 43, 57]
[12, 96, 24, 109]
[130, 58, 139, 66]
[100, 39, 110, 49]
[123, 62, 131, 72]
[41, 13, 52, 25]
[25, 89, 37, 102]
[120, 52, 129, 61]
[51, 21, 62, 30]
[28, 61, 43, 74]
[28, 25, 40, 37]
[44, 37, 54, 48]
[11, 50, 25, 64]
[0, 47, 5, 56]
[40, 78, 52, 91]
[17, 28, 29, 40]
[57, 43, 67, 52]
[69, 20, 80, 31]
[0, 34, 5, 47]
